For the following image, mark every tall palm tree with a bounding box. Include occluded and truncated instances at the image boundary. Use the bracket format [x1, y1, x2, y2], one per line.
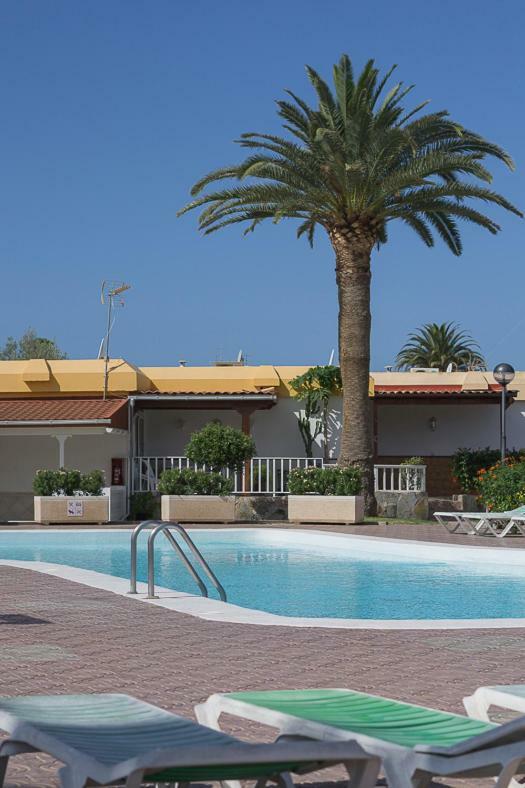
[178, 55, 521, 511]
[395, 322, 486, 370]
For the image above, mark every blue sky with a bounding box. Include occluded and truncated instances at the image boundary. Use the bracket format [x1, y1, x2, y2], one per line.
[0, 0, 523, 370]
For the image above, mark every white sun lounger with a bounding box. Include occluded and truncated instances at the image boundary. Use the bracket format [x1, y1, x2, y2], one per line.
[196, 687, 525, 788]
[0, 693, 380, 788]
[464, 684, 525, 723]
[434, 505, 525, 537]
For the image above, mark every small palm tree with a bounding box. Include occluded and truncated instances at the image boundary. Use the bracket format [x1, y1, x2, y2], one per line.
[178, 55, 521, 510]
[396, 322, 486, 370]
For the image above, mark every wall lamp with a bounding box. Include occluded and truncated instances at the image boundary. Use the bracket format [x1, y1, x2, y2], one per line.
[428, 416, 437, 432]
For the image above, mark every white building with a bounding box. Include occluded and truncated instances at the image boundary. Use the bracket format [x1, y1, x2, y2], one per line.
[0, 359, 522, 519]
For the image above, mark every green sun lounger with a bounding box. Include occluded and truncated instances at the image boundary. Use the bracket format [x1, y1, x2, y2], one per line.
[0, 693, 380, 788]
[196, 688, 525, 788]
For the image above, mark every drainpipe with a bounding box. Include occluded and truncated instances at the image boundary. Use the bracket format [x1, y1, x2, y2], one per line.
[54, 434, 70, 468]
[127, 397, 135, 517]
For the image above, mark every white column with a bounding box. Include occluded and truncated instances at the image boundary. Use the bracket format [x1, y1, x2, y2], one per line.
[54, 434, 71, 468]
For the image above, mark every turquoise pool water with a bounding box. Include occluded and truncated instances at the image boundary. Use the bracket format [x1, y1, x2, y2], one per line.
[2, 528, 525, 620]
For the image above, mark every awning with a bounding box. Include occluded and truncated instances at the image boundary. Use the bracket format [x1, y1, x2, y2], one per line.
[0, 398, 128, 428]
[374, 386, 513, 405]
[129, 392, 277, 410]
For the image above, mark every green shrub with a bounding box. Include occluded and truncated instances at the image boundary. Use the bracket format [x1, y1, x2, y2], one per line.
[80, 469, 104, 496]
[157, 468, 233, 495]
[57, 468, 82, 495]
[477, 460, 525, 511]
[401, 456, 424, 465]
[186, 422, 255, 471]
[33, 468, 105, 496]
[129, 491, 159, 521]
[288, 466, 362, 496]
[33, 469, 62, 496]
[451, 447, 524, 493]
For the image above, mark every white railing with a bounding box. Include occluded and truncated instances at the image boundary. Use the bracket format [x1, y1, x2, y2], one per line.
[133, 457, 427, 495]
[374, 464, 426, 493]
[132, 456, 324, 495]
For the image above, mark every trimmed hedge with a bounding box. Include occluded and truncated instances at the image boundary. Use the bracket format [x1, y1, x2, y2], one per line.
[288, 466, 362, 496]
[157, 468, 233, 495]
[186, 422, 255, 472]
[33, 468, 104, 496]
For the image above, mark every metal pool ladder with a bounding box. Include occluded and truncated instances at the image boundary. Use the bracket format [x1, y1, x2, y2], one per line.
[129, 520, 227, 601]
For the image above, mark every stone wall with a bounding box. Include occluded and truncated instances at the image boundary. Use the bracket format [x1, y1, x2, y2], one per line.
[234, 495, 287, 522]
[375, 491, 429, 520]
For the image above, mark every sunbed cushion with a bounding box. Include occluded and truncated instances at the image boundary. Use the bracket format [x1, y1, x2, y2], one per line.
[227, 689, 496, 750]
[0, 694, 314, 781]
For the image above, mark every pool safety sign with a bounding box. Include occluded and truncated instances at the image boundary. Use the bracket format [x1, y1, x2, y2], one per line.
[67, 500, 83, 517]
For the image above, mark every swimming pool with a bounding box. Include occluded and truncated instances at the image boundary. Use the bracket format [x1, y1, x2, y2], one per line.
[2, 527, 525, 626]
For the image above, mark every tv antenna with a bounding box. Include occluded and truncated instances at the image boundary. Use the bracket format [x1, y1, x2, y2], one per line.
[100, 280, 131, 399]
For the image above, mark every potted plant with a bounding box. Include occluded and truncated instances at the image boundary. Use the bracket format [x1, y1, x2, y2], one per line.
[287, 466, 364, 524]
[33, 468, 108, 524]
[159, 421, 255, 523]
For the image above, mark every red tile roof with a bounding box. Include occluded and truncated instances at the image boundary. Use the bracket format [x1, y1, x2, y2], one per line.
[0, 398, 128, 426]
[375, 387, 501, 398]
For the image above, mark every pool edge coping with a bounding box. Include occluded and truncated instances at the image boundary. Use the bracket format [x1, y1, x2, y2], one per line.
[3, 553, 525, 630]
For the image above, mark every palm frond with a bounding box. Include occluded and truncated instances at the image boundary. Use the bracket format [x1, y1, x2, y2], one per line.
[179, 53, 521, 248]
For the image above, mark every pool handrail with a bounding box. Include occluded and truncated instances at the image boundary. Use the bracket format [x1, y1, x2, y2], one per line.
[129, 520, 227, 602]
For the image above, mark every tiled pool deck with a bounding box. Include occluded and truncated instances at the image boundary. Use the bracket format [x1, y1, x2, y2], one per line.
[1, 522, 525, 786]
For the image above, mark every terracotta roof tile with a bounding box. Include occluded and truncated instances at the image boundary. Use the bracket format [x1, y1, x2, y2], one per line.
[0, 398, 128, 425]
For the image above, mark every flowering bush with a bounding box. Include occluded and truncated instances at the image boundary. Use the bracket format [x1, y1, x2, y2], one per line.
[33, 468, 104, 496]
[476, 459, 525, 511]
[158, 468, 233, 495]
[288, 466, 362, 496]
[451, 447, 503, 493]
[451, 447, 525, 494]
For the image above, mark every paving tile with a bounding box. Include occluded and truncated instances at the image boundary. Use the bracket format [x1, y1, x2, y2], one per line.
[0, 522, 523, 786]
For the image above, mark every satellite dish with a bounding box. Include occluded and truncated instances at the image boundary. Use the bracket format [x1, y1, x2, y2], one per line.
[328, 349, 335, 366]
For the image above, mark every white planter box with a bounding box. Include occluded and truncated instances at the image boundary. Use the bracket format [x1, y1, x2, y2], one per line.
[34, 496, 109, 524]
[161, 495, 236, 523]
[288, 495, 365, 524]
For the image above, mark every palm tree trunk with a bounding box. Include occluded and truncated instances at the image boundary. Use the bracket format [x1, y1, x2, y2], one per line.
[330, 227, 375, 515]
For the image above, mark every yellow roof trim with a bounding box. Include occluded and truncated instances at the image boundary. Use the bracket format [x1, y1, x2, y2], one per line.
[140, 365, 280, 394]
[22, 359, 51, 382]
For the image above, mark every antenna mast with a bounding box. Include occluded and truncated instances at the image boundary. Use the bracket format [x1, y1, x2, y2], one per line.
[100, 280, 131, 400]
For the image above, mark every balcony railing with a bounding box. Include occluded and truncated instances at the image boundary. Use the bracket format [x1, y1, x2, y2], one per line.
[133, 457, 427, 495]
[374, 464, 426, 493]
[132, 456, 324, 495]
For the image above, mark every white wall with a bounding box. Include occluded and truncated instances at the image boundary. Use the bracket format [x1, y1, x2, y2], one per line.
[142, 409, 241, 456]
[0, 436, 57, 491]
[140, 400, 343, 458]
[64, 433, 128, 480]
[377, 401, 525, 456]
[0, 432, 128, 492]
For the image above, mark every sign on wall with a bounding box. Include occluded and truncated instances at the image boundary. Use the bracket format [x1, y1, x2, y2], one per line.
[67, 500, 84, 517]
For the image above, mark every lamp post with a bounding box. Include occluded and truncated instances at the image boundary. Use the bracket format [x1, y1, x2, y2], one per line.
[493, 363, 515, 462]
